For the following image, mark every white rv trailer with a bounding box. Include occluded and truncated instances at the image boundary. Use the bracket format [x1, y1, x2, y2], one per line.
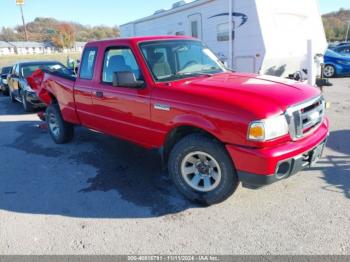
[120, 0, 327, 85]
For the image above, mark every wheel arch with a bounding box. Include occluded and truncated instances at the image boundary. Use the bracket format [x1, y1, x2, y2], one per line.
[37, 90, 57, 105]
[162, 124, 223, 164]
[48, 92, 58, 104]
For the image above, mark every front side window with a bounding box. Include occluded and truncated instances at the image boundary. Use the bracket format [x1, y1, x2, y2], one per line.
[102, 47, 141, 83]
[140, 40, 226, 82]
[14, 65, 20, 76]
[80, 47, 97, 80]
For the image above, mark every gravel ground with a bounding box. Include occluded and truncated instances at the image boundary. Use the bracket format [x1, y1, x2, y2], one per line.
[0, 78, 349, 255]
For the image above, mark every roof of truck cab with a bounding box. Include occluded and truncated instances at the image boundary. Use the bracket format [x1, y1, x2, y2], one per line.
[86, 36, 197, 46]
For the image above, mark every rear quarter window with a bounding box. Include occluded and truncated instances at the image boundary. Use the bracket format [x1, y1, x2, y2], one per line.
[80, 47, 98, 80]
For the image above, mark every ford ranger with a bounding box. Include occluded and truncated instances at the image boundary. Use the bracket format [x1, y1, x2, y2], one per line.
[28, 36, 329, 205]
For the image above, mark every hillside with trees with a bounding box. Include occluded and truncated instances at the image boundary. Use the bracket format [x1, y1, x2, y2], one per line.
[1, 9, 349, 46]
[322, 8, 350, 42]
[0, 17, 120, 48]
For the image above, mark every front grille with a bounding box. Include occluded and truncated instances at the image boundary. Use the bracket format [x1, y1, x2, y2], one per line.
[286, 96, 325, 140]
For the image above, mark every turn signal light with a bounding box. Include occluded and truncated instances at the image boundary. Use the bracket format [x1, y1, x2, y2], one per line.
[248, 123, 265, 140]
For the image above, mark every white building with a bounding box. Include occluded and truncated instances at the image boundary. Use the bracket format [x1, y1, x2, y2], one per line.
[0, 41, 15, 55]
[9, 41, 59, 55]
[73, 42, 86, 52]
[63, 42, 86, 53]
[0, 41, 86, 56]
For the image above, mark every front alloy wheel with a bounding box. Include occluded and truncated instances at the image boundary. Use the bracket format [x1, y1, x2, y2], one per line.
[324, 65, 336, 78]
[21, 92, 32, 112]
[10, 90, 16, 103]
[168, 134, 239, 205]
[181, 151, 222, 192]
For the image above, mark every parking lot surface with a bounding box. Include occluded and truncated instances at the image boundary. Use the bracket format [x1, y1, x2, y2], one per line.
[0, 78, 349, 255]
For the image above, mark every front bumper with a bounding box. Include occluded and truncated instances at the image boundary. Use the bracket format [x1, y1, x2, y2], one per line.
[226, 117, 329, 187]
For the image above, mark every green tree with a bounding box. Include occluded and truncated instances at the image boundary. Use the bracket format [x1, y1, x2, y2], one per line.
[322, 9, 350, 42]
[51, 23, 76, 49]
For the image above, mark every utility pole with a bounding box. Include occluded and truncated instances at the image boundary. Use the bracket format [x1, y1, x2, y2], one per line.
[228, 0, 233, 69]
[346, 21, 350, 42]
[16, 0, 28, 41]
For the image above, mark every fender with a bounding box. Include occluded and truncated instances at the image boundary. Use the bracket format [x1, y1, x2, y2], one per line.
[169, 114, 221, 139]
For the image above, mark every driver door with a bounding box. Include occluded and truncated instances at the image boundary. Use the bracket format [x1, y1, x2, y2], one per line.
[90, 46, 156, 147]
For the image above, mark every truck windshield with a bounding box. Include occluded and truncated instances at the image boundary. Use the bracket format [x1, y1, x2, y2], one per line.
[140, 40, 226, 82]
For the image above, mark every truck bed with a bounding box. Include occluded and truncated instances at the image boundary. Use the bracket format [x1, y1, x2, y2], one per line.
[27, 69, 81, 125]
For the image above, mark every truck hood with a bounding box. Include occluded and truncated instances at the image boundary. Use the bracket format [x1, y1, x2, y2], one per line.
[175, 72, 321, 118]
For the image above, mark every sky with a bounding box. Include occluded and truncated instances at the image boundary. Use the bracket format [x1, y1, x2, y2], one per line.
[0, 0, 349, 28]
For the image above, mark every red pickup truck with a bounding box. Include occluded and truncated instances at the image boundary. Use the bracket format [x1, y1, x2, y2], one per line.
[28, 36, 329, 205]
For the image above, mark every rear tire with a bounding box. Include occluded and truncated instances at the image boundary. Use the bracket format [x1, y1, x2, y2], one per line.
[168, 133, 239, 205]
[46, 103, 74, 144]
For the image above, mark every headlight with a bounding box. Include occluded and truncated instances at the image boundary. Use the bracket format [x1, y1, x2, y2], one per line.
[2, 79, 7, 84]
[248, 115, 289, 141]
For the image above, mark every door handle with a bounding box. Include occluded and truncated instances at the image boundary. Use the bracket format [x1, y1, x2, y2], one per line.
[95, 91, 103, 98]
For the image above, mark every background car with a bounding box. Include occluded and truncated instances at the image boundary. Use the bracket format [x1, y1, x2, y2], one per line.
[323, 49, 350, 78]
[0, 66, 13, 95]
[7, 61, 70, 112]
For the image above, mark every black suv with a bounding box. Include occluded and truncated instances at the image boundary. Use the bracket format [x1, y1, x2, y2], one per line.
[1, 66, 12, 95]
[8, 61, 70, 112]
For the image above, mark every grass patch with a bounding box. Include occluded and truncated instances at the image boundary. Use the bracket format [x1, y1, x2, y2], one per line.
[0, 53, 82, 68]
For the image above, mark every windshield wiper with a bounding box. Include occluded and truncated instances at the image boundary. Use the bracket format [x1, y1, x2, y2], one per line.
[157, 72, 215, 82]
[175, 72, 213, 77]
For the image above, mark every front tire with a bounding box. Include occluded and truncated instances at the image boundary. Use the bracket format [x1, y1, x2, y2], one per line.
[168, 134, 239, 205]
[9, 90, 16, 103]
[2, 87, 9, 96]
[324, 65, 336, 78]
[46, 103, 74, 144]
[21, 92, 33, 112]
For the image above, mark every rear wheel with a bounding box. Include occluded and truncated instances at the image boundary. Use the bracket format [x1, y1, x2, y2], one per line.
[46, 103, 74, 144]
[168, 134, 239, 205]
[324, 65, 336, 78]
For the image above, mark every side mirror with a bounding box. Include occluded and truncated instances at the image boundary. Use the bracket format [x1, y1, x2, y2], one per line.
[112, 71, 144, 88]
